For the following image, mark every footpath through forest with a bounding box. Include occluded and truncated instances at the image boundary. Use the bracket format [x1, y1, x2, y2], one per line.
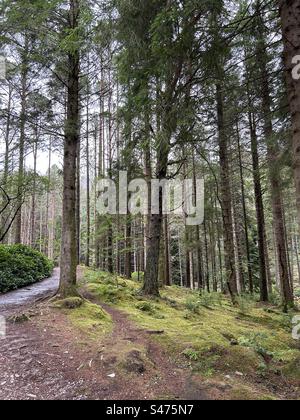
[0, 268, 60, 317]
[0, 270, 211, 400]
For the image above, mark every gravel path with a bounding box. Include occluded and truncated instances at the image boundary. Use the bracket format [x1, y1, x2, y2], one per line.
[0, 268, 60, 317]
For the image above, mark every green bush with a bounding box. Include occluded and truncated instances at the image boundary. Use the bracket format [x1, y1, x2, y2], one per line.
[0, 244, 54, 293]
[236, 294, 256, 315]
[136, 301, 156, 314]
[294, 288, 300, 298]
[185, 297, 201, 314]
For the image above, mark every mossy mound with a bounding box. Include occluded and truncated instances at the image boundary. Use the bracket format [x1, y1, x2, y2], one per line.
[54, 297, 84, 309]
[68, 301, 112, 339]
[81, 268, 300, 399]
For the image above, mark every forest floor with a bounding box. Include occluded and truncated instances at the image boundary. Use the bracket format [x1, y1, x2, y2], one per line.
[0, 268, 299, 400]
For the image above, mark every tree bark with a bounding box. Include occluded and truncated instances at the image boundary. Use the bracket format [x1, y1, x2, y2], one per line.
[59, 0, 80, 297]
[236, 122, 253, 292]
[248, 107, 269, 300]
[15, 37, 29, 244]
[256, 6, 293, 306]
[280, 0, 300, 232]
[216, 83, 238, 298]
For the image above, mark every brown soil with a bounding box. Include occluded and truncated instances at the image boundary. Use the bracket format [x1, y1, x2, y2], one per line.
[0, 269, 218, 400]
[0, 301, 217, 400]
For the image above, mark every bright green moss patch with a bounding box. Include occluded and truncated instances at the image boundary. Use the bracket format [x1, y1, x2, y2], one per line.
[81, 268, 300, 394]
[55, 296, 112, 340]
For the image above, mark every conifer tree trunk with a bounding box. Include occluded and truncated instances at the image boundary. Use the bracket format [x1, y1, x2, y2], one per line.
[256, 5, 293, 306]
[280, 0, 300, 232]
[30, 131, 38, 248]
[236, 122, 253, 292]
[1, 85, 12, 242]
[95, 93, 104, 268]
[248, 103, 269, 300]
[59, 0, 80, 297]
[85, 96, 91, 267]
[216, 83, 238, 299]
[15, 38, 29, 244]
[76, 134, 81, 263]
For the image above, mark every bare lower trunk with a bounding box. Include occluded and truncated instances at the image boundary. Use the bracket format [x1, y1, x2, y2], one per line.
[143, 213, 162, 296]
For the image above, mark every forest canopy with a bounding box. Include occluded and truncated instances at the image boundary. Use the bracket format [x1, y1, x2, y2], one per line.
[0, 0, 300, 308]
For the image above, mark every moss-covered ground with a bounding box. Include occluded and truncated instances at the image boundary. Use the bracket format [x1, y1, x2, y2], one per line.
[53, 296, 112, 340]
[78, 268, 300, 400]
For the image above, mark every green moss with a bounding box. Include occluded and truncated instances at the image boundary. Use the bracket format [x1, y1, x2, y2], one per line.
[282, 356, 300, 383]
[62, 300, 112, 339]
[80, 268, 300, 398]
[230, 386, 276, 401]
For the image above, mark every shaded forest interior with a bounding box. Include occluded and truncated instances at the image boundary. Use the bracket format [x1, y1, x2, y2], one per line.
[1, 0, 300, 309]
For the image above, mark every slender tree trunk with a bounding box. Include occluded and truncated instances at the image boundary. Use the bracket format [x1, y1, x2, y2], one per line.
[125, 218, 132, 279]
[216, 83, 238, 298]
[85, 96, 91, 267]
[236, 122, 253, 292]
[107, 64, 113, 274]
[59, 0, 80, 297]
[30, 131, 38, 248]
[1, 85, 12, 242]
[204, 218, 210, 293]
[293, 233, 300, 285]
[15, 38, 29, 244]
[164, 215, 172, 286]
[95, 93, 104, 268]
[248, 107, 269, 300]
[256, 8, 293, 307]
[76, 132, 81, 264]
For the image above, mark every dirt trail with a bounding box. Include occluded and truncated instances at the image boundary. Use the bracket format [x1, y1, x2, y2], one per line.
[0, 270, 212, 400]
[98, 303, 210, 400]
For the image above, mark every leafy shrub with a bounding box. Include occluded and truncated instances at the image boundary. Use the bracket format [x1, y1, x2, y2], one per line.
[200, 291, 217, 308]
[0, 244, 53, 293]
[185, 297, 201, 314]
[269, 290, 282, 306]
[97, 284, 121, 303]
[183, 348, 200, 361]
[238, 333, 274, 359]
[136, 301, 156, 314]
[185, 291, 221, 313]
[294, 288, 300, 298]
[236, 294, 255, 315]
